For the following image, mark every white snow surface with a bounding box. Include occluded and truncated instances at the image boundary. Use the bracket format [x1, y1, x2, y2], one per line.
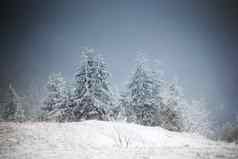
[0, 120, 237, 159]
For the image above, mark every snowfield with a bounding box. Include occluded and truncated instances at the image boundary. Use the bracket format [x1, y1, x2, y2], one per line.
[0, 120, 238, 159]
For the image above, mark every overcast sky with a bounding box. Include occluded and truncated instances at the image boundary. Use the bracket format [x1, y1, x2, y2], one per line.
[1, 0, 238, 120]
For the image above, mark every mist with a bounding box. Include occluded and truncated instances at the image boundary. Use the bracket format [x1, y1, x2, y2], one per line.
[1, 0, 238, 121]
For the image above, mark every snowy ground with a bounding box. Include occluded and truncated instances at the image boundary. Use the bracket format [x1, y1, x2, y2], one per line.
[0, 120, 237, 159]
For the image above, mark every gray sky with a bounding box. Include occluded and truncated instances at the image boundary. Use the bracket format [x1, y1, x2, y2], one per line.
[1, 0, 238, 120]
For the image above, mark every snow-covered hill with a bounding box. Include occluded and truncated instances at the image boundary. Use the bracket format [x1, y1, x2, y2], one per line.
[0, 120, 237, 159]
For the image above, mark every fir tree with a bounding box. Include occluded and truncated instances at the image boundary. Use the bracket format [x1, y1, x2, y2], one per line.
[42, 73, 67, 121]
[124, 54, 162, 126]
[73, 48, 113, 120]
[121, 54, 185, 130]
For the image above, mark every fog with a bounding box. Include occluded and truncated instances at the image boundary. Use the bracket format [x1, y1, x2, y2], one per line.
[1, 0, 238, 121]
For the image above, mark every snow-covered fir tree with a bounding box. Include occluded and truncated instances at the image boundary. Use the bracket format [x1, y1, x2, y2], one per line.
[42, 73, 67, 121]
[122, 54, 163, 126]
[160, 78, 213, 135]
[165, 80, 213, 135]
[120, 54, 187, 130]
[72, 48, 114, 121]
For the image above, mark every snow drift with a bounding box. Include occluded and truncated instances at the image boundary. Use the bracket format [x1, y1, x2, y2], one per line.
[0, 120, 237, 159]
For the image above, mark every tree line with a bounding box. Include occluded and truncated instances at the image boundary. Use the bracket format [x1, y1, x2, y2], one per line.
[1, 48, 237, 141]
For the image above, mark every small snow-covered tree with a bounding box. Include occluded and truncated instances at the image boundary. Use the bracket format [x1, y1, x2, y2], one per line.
[161, 79, 213, 135]
[159, 80, 184, 131]
[117, 91, 135, 122]
[73, 48, 114, 120]
[10, 85, 25, 122]
[42, 73, 67, 121]
[189, 99, 212, 135]
[1, 84, 25, 122]
[23, 82, 45, 121]
[1, 86, 16, 121]
[179, 97, 213, 136]
[190, 99, 211, 134]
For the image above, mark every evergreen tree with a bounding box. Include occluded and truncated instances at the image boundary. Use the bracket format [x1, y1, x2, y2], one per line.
[1, 84, 17, 121]
[121, 55, 185, 130]
[1, 84, 25, 122]
[73, 48, 113, 120]
[123, 55, 162, 126]
[166, 80, 213, 135]
[42, 73, 67, 121]
[159, 80, 184, 131]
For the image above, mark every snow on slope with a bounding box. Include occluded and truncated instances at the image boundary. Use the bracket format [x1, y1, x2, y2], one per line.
[0, 120, 238, 159]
